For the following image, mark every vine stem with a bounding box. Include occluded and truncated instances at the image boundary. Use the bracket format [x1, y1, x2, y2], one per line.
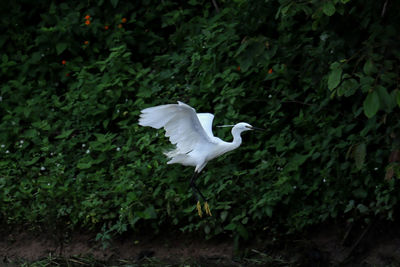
[211, 0, 220, 13]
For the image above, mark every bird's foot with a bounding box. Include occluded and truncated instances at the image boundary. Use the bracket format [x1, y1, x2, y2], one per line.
[196, 201, 203, 217]
[204, 202, 212, 216]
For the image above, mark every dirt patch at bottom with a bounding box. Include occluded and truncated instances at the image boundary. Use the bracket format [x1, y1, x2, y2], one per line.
[2, 222, 400, 266]
[1, 231, 236, 266]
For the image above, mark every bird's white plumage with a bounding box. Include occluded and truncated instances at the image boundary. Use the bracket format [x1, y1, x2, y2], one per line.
[139, 101, 254, 173]
[196, 113, 215, 139]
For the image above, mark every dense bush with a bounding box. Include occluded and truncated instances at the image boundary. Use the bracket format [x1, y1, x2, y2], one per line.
[1, 0, 400, 244]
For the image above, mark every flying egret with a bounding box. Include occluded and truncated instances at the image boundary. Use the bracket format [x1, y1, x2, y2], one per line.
[138, 101, 263, 217]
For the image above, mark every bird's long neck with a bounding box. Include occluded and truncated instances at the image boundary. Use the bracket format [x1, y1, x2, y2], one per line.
[212, 126, 244, 159]
[230, 126, 243, 149]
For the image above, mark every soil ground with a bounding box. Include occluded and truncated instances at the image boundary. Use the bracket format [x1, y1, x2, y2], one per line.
[2, 221, 400, 266]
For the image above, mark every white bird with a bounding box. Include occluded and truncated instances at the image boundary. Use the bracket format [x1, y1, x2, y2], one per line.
[138, 101, 263, 217]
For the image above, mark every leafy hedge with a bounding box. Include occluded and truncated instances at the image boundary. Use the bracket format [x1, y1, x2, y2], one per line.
[1, 0, 400, 243]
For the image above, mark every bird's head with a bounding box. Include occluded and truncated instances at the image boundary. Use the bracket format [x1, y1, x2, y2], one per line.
[235, 122, 254, 132]
[217, 122, 265, 133]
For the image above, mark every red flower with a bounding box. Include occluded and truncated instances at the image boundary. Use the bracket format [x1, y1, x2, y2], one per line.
[85, 20, 91, 25]
[121, 18, 127, 23]
[237, 66, 241, 71]
[84, 41, 89, 45]
[61, 60, 66, 65]
[84, 15, 90, 20]
[268, 68, 273, 74]
[104, 25, 109, 30]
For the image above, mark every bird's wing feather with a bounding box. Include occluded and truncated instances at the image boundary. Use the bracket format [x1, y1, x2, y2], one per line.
[196, 113, 215, 138]
[139, 101, 216, 154]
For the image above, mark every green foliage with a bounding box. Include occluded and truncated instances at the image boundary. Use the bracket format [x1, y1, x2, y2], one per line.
[1, 0, 400, 243]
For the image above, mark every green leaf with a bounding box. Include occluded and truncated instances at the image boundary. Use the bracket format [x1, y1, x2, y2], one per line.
[49, 2, 56, 14]
[103, 119, 110, 128]
[344, 200, 355, 213]
[337, 78, 358, 97]
[354, 143, 366, 170]
[32, 121, 50, 131]
[265, 206, 273, 217]
[397, 90, 400, 107]
[220, 210, 228, 221]
[236, 223, 249, 240]
[59, 3, 68, 10]
[77, 162, 92, 169]
[31, 52, 41, 63]
[377, 86, 395, 112]
[328, 65, 342, 90]
[224, 223, 236, 231]
[25, 157, 40, 166]
[353, 188, 367, 198]
[111, 0, 118, 8]
[312, 20, 319, 31]
[143, 205, 157, 219]
[56, 43, 68, 55]
[94, 133, 107, 143]
[237, 54, 252, 72]
[363, 91, 380, 118]
[55, 129, 74, 139]
[204, 225, 211, 235]
[23, 129, 38, 138]
[363, 59, 376, 75]
[322, 2, 336, 16]
[360, 76, 375, 93]
[286, 153, 309, 172]
[357, 204, 369, 214]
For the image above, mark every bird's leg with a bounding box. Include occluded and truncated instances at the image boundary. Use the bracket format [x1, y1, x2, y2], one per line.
[191, 174, 207, 201]
[190, 172, 212, 217]
[190, 172, 202, 217]
[204, 201, 212, 217]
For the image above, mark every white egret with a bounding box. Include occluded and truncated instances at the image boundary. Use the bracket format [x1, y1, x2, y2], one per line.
[138, 101, 263, 217]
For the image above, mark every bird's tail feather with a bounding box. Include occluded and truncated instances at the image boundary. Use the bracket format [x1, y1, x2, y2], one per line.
[164, 148, 192, 165]
[163, 148, 177, 159]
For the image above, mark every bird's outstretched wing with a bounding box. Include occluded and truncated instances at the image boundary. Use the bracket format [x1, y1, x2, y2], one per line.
[196, 113, 215, 139]
[139, 101, 216, 154]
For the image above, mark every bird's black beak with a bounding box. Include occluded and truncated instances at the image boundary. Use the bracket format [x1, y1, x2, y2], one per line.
[250, 126, 265, 131]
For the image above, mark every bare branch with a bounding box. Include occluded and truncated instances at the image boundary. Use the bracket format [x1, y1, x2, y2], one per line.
[381, 0, 388, 17]
[211, 0, 220, 13]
